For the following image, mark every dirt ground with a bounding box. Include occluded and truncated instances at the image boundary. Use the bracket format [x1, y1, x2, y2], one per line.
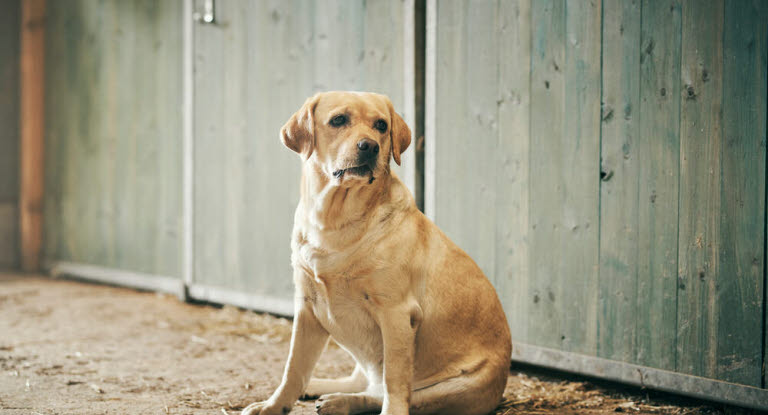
[0, 273, 758, 415]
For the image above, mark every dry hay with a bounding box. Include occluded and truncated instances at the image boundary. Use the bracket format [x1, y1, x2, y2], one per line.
[494, 372, 716, 415]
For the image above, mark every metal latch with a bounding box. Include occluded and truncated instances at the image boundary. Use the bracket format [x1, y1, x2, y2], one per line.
[193, 0, 215, 24]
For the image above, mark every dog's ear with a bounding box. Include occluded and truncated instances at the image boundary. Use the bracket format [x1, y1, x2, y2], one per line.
[281, 94, 320, 160]
[387, 99, 411, 166]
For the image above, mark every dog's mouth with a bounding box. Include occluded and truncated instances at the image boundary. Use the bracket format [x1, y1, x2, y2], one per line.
[333, 164, 376, 184]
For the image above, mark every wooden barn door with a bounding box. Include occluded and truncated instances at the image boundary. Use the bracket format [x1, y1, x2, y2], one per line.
[425, 0, 767, 407]
[188, 0, 415, 314]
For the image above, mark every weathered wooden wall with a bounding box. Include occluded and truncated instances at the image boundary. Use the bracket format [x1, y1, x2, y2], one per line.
[0, 0, 20, 269]
[191, 0, 410, 304]
[42, 0, 412, 307]
[44, 0, 184, 278]
[427, 0, 767, 389]
[39, 0, 767, 399]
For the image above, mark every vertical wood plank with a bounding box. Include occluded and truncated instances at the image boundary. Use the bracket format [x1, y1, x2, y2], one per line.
[44, 0, 183, 277]
[19, 0, 45, 272]
[597, 0, 641, 363]
[561, 0, 601, 354]
[432, 0, 498, 279]
[676, 0, 724, 381]
[716, 0, 766, 386]
[528, 0, 566, 350]
[635, 0, 681, 371]
[496, 0, 531, 344]
[529, 0, 601, 354]
[0, 0, 20, 269]
[313, 0, 365, 91]
[41, 0, 63, 267]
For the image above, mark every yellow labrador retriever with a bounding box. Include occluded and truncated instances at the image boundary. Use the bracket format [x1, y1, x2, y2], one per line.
[242, 91, 511, 415]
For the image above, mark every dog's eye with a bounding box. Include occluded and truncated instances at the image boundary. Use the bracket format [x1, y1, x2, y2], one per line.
[374, 119, 387, 133]
[329, 114, 348, 127]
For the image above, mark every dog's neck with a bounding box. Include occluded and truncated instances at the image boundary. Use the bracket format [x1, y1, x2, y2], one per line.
[300, 163, 394, 234]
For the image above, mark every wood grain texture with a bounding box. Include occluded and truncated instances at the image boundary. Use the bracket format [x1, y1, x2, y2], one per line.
[425, 0, 768, 387]
[676, 0, 725, 382]
[426, 0, 767, 388]
[44, 0, 183, 277]
[676, 0, 767, 387]
[428, 1, 535, 346]
[20, 0, 45, 272]
[528, 0, 567, 351]
[0, 0, 20, 269]
[716, 0, 766, 386]
[635, 0, 681, 371]
[495, 0, 531, 345]
[560, 0, 601, 355]
[192, 0, 408, 300]
[597, 0, 641, 363]
[430, 0, 497, 279]
[528, 0, 601, 354]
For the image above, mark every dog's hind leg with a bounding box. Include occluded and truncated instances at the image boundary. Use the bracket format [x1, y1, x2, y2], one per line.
[409, 362, 508, 415]
[314, 391, 382, 415]
[302, 364, 369, 399]
[313, 363, 507, 415]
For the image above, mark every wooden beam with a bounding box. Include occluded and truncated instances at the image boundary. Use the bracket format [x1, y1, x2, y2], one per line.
[19, 0, 45, 272]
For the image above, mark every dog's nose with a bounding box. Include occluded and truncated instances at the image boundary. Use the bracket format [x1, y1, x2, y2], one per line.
[357, 138, 379, 157]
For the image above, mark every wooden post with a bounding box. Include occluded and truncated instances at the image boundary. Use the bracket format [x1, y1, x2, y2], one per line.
[19, 0, 45, 272]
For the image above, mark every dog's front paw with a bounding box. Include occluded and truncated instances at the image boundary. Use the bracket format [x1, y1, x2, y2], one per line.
[315, 393, 351, 415]
[241, 401, 288, 415]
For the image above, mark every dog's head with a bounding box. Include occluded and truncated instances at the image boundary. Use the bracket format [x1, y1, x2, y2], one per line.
[281, 91, 411, 185]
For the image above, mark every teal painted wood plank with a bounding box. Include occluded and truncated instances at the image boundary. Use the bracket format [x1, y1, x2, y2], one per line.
[635, 0, 681, 371]
[560, 0, 601, 355]
[431, 0, 497, 280]
[496, 0, 531, 345]
[528, 0, 566, 350]
[44, 0, 183, 277]
[676, 0, 725, 381]
[0, 0, 20, 269]
[677, 0, 766, 386]
[529, 0, 602, 354]
[192, 0, 408, 300]
[716, 0, 766, 386]
[597, 0, 641, 363]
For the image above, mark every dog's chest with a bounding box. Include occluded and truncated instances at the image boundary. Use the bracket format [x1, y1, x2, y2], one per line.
[297, 245, 383, 365]
[298, 241, 350, 278]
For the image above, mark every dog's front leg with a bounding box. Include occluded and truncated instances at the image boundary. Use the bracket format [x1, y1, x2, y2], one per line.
[242, 305, 329, 415]
[378, 301, 422, 415]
